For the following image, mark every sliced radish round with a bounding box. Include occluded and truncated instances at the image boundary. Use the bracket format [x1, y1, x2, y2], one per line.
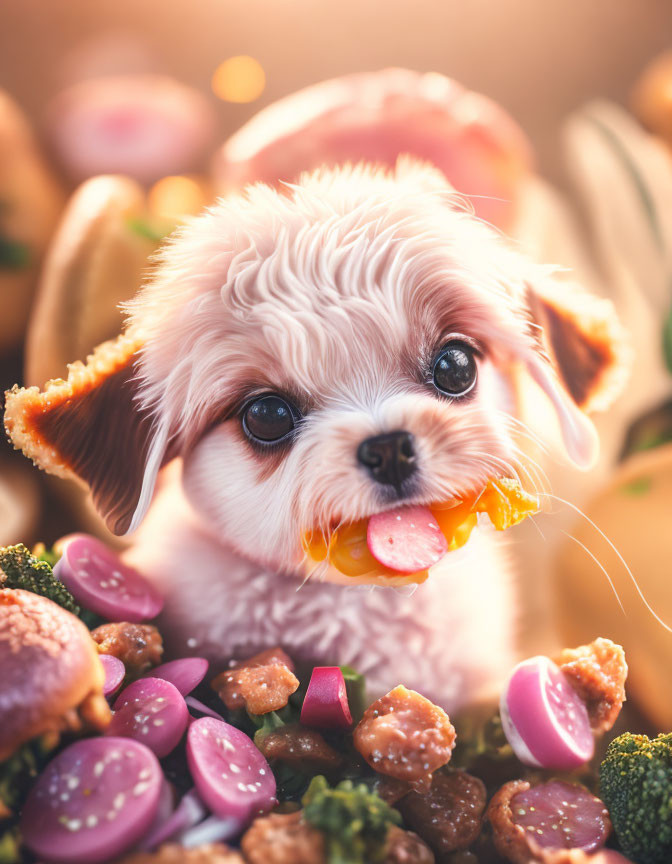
[20, 737, 162, 864]
[107, 677, 189, 758]
[54, 534, 163, 622]
[145, 657, 208, 696]
[301, 666, 353, 729]
[367, 505, 448, 573]
[186, 717, 276, 822]
[511, 781, 611, 852]
[99, 653, 125, 697]
[500, 656, 594, 770]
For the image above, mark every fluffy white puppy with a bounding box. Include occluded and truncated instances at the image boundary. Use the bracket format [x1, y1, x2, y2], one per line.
[5, 73, 624, 710]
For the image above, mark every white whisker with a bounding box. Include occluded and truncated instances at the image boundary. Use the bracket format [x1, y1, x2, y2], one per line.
[559, 529, 626, 616]
[542, 493, 672, 633]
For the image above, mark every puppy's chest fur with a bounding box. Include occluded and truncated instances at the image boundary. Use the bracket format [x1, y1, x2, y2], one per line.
[125, 469, 518, 711]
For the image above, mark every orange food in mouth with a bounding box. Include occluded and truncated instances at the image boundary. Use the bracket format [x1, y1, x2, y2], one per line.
[302, 478, 539, 585]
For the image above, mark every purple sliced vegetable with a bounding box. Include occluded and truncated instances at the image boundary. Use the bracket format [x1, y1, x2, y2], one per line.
[186, 696, 225, 721]
[54, 534, 163, 622]
[181, 813, 242, 848]
[301, 666, 352, 730]
[141, 776, 175, 848]
[186, 717, 276, 822]
[155, 776, 176, 824]
[511, 781, 611, 852]
[500, 655, 594, 770]
[145, 657, 209, 696]
[21, 737, 162, 864]
[141, 787, 206, 851]
[107, 677, 189, 758]
[99, 654, 125, 697]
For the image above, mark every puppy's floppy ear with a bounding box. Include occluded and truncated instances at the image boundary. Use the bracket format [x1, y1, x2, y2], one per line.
[4, 332, 171, 535]
[523, 277, 628, 468]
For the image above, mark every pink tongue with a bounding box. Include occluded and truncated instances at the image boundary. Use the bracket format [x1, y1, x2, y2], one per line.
[367, 505, 448, 573]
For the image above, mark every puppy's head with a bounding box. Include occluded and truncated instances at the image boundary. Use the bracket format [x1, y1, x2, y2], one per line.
[5, 161, 625, 580]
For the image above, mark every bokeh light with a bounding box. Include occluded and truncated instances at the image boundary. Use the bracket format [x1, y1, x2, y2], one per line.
[148, 175, 209, 222]
[211, 55, 265, 103]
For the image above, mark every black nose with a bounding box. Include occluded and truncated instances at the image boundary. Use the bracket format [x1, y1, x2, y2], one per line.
[357, 431, 417, 489]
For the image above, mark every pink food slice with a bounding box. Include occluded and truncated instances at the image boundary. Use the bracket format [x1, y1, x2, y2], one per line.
[107, 677, 189, 758]
[99, 653, 125, 697]
[367, 505, 448, 573]
[186, 717, 276, 823]
[500, 656, 594, 770]
[301, 666, 353, 730]
[144, 657, 209, 696]
[511, 781, 611, 852]
[21, 737, 162, 864]
[54, 534, 163, 621]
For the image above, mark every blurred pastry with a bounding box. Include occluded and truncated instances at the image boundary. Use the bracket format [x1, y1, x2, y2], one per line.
[25, 175, 162, 386]
[213, 67, 532, 230]
[559, 101, 672, 496]
[46, 75, 216, 184]
[22, 173, 210, 540]
[22, 174, 163, 541]
[25, 172, 211, 386]
[0, 588, 109, 761]
[0, 90, 64, 354]
[507, 99, 672, 660]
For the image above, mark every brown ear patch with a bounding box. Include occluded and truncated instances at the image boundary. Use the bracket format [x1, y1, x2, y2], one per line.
[528, 285, 629, 412]
[4, 332, 165, 534]
[541, 301, 611, 406]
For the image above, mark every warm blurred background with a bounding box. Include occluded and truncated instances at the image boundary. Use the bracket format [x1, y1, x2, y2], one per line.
[2, 0, 672, 184]
[2, 0, 672, 726]
[0, 0, 672, 179]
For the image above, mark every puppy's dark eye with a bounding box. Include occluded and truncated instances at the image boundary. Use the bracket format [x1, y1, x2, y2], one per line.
[432, 341, 478, 397]
[243, 394, 297, 443]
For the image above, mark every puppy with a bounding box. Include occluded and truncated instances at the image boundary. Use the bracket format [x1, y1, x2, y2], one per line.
[4, 75, 625, 710]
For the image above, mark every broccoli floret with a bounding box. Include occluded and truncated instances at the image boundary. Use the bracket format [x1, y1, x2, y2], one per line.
[452, 707, 513, 769]
[0, 735, 56, 818]
[0, 544, 80, 617]
[600, 731, 672, 864]
[31, 542, 62, 569]
[0, 737, 57, 864]
[253, 709, 287, 745]
[302, 775, 401, 864]
[0, 743, 38, 816]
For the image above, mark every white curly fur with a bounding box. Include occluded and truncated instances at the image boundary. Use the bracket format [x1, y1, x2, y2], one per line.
[109, 159, 609, 709]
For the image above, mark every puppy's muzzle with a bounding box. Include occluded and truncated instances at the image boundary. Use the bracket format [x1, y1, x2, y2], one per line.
[357, 430, 417, 491]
